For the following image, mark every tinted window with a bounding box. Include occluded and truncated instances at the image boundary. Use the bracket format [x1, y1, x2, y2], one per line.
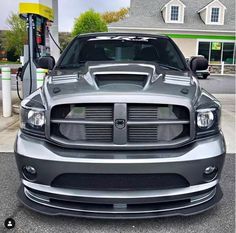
[223, 43, 235, 64]
[58, 36, 186, 70]
[198, 42, 210, 60]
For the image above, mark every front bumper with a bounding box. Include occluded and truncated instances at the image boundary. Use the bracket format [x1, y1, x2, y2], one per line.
[15, 131, 226, 219]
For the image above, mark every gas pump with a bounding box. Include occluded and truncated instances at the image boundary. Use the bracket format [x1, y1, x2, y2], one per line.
[18, 0, 54, 98]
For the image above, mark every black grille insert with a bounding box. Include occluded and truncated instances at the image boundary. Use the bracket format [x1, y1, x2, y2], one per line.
[51, 104, 113, 142]
[51, 104, 113, 121]
[128, 104, 189, 121]
[127, 104, 190, 142]
[51, 173, 190, 191]
[50, 103, 190, 146]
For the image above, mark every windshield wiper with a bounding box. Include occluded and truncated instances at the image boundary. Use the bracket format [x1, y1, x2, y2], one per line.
[158, 64, 183, 72]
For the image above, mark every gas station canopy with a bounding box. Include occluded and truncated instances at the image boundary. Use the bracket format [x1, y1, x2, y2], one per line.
[19, 0, 54, 21]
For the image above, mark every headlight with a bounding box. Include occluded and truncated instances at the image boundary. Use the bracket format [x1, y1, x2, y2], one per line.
[20, 108, 45, 135]
[20, 90, 45, 136]
[196, 107, 221, 138]
[197, 110, 214, 129]
[28, 110, 45, 127]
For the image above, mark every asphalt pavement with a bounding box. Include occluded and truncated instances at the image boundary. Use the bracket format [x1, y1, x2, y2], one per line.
[199, 75, 235, 94]
[0, 153, 235, 233]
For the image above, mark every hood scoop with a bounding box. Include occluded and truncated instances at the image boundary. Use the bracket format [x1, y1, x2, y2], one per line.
[94, 72, 150, 88]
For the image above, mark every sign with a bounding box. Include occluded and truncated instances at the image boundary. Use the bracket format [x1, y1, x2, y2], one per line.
[19, 0, 54, 21]
[211, 42, 222, 51]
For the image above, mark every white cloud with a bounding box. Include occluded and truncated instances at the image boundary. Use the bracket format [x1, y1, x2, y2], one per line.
[0, 0, 21, 30]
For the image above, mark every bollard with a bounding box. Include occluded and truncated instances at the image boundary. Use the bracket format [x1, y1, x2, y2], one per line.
[221, 61, 224, 75]
[36, 68, 48, 88]
[1, 67, 12, 117]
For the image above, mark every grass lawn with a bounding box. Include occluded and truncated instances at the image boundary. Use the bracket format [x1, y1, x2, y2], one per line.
[0, 61, 21, 65]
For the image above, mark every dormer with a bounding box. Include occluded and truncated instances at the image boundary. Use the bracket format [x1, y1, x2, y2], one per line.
[198, 0, 226, 25]
[161, 0, 186, 24]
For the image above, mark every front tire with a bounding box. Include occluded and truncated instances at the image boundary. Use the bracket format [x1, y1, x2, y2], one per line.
[202, 74, 209, 79]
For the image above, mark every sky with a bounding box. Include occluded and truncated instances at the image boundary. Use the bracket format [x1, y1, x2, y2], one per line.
[0, 0, 130, 32]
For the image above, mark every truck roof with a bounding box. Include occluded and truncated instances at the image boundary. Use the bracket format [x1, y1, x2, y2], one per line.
[76, 32, 169, 40]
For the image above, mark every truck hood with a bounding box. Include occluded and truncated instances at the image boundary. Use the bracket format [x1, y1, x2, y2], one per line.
[44, 62, 200, 107]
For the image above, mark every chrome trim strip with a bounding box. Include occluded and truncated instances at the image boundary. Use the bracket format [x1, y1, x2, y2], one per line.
[22, 179, 218, 199]
[24, 187, 216, 214]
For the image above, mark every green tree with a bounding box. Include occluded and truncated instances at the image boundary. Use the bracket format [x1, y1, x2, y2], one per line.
[59, 32, 73, 50]
[3, 13, 27, 58]
[101, 8, 129, 24]
[72, 9, 107, 37]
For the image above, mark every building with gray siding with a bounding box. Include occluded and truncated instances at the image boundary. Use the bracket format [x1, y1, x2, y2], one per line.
[109, 0, 235, 73]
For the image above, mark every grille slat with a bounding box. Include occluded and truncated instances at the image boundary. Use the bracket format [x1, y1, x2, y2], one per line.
[129, 105, 158, 121]
[85, 107, 113, 121]
[86, 124, 113, 142]
[129, 125, 157, 142]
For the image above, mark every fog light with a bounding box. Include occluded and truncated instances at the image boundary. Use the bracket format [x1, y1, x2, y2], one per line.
[204, 166, 216, 175]
[22, 166, 37, 181]
[203, 166, 218, 181]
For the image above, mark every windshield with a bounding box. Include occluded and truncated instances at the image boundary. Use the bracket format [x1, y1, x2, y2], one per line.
[57, 36, 186, 71]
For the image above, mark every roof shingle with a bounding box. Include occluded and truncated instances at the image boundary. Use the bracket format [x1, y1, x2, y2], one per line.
[109, 0, 235, 32]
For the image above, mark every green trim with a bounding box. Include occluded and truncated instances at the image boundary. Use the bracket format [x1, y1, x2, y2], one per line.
[1, 78, 11, 80]
[36, 71, 47, 74]
[166, 34, 236, 40]
[37, 79, 44, 81]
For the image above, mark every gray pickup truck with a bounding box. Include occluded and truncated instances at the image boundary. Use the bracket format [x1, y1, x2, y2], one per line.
[15, 33, 226, 219]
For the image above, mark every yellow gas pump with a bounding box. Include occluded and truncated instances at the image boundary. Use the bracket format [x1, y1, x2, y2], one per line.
[18, 0, 54, 98]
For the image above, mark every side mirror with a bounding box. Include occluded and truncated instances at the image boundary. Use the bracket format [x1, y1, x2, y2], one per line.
[37, 56, 55, 70]
[190, 57, 208, 73]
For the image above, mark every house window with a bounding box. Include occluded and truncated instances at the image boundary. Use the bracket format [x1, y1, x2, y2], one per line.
[210, 42, 222, 63]
[198, 41, 236, 64]
[223, 43, 235, 64]
[171, 6, 179, 21]
[211, 8, 220, 22]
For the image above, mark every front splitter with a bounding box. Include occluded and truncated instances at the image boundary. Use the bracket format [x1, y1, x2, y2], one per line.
[17, 184, 223, 219]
